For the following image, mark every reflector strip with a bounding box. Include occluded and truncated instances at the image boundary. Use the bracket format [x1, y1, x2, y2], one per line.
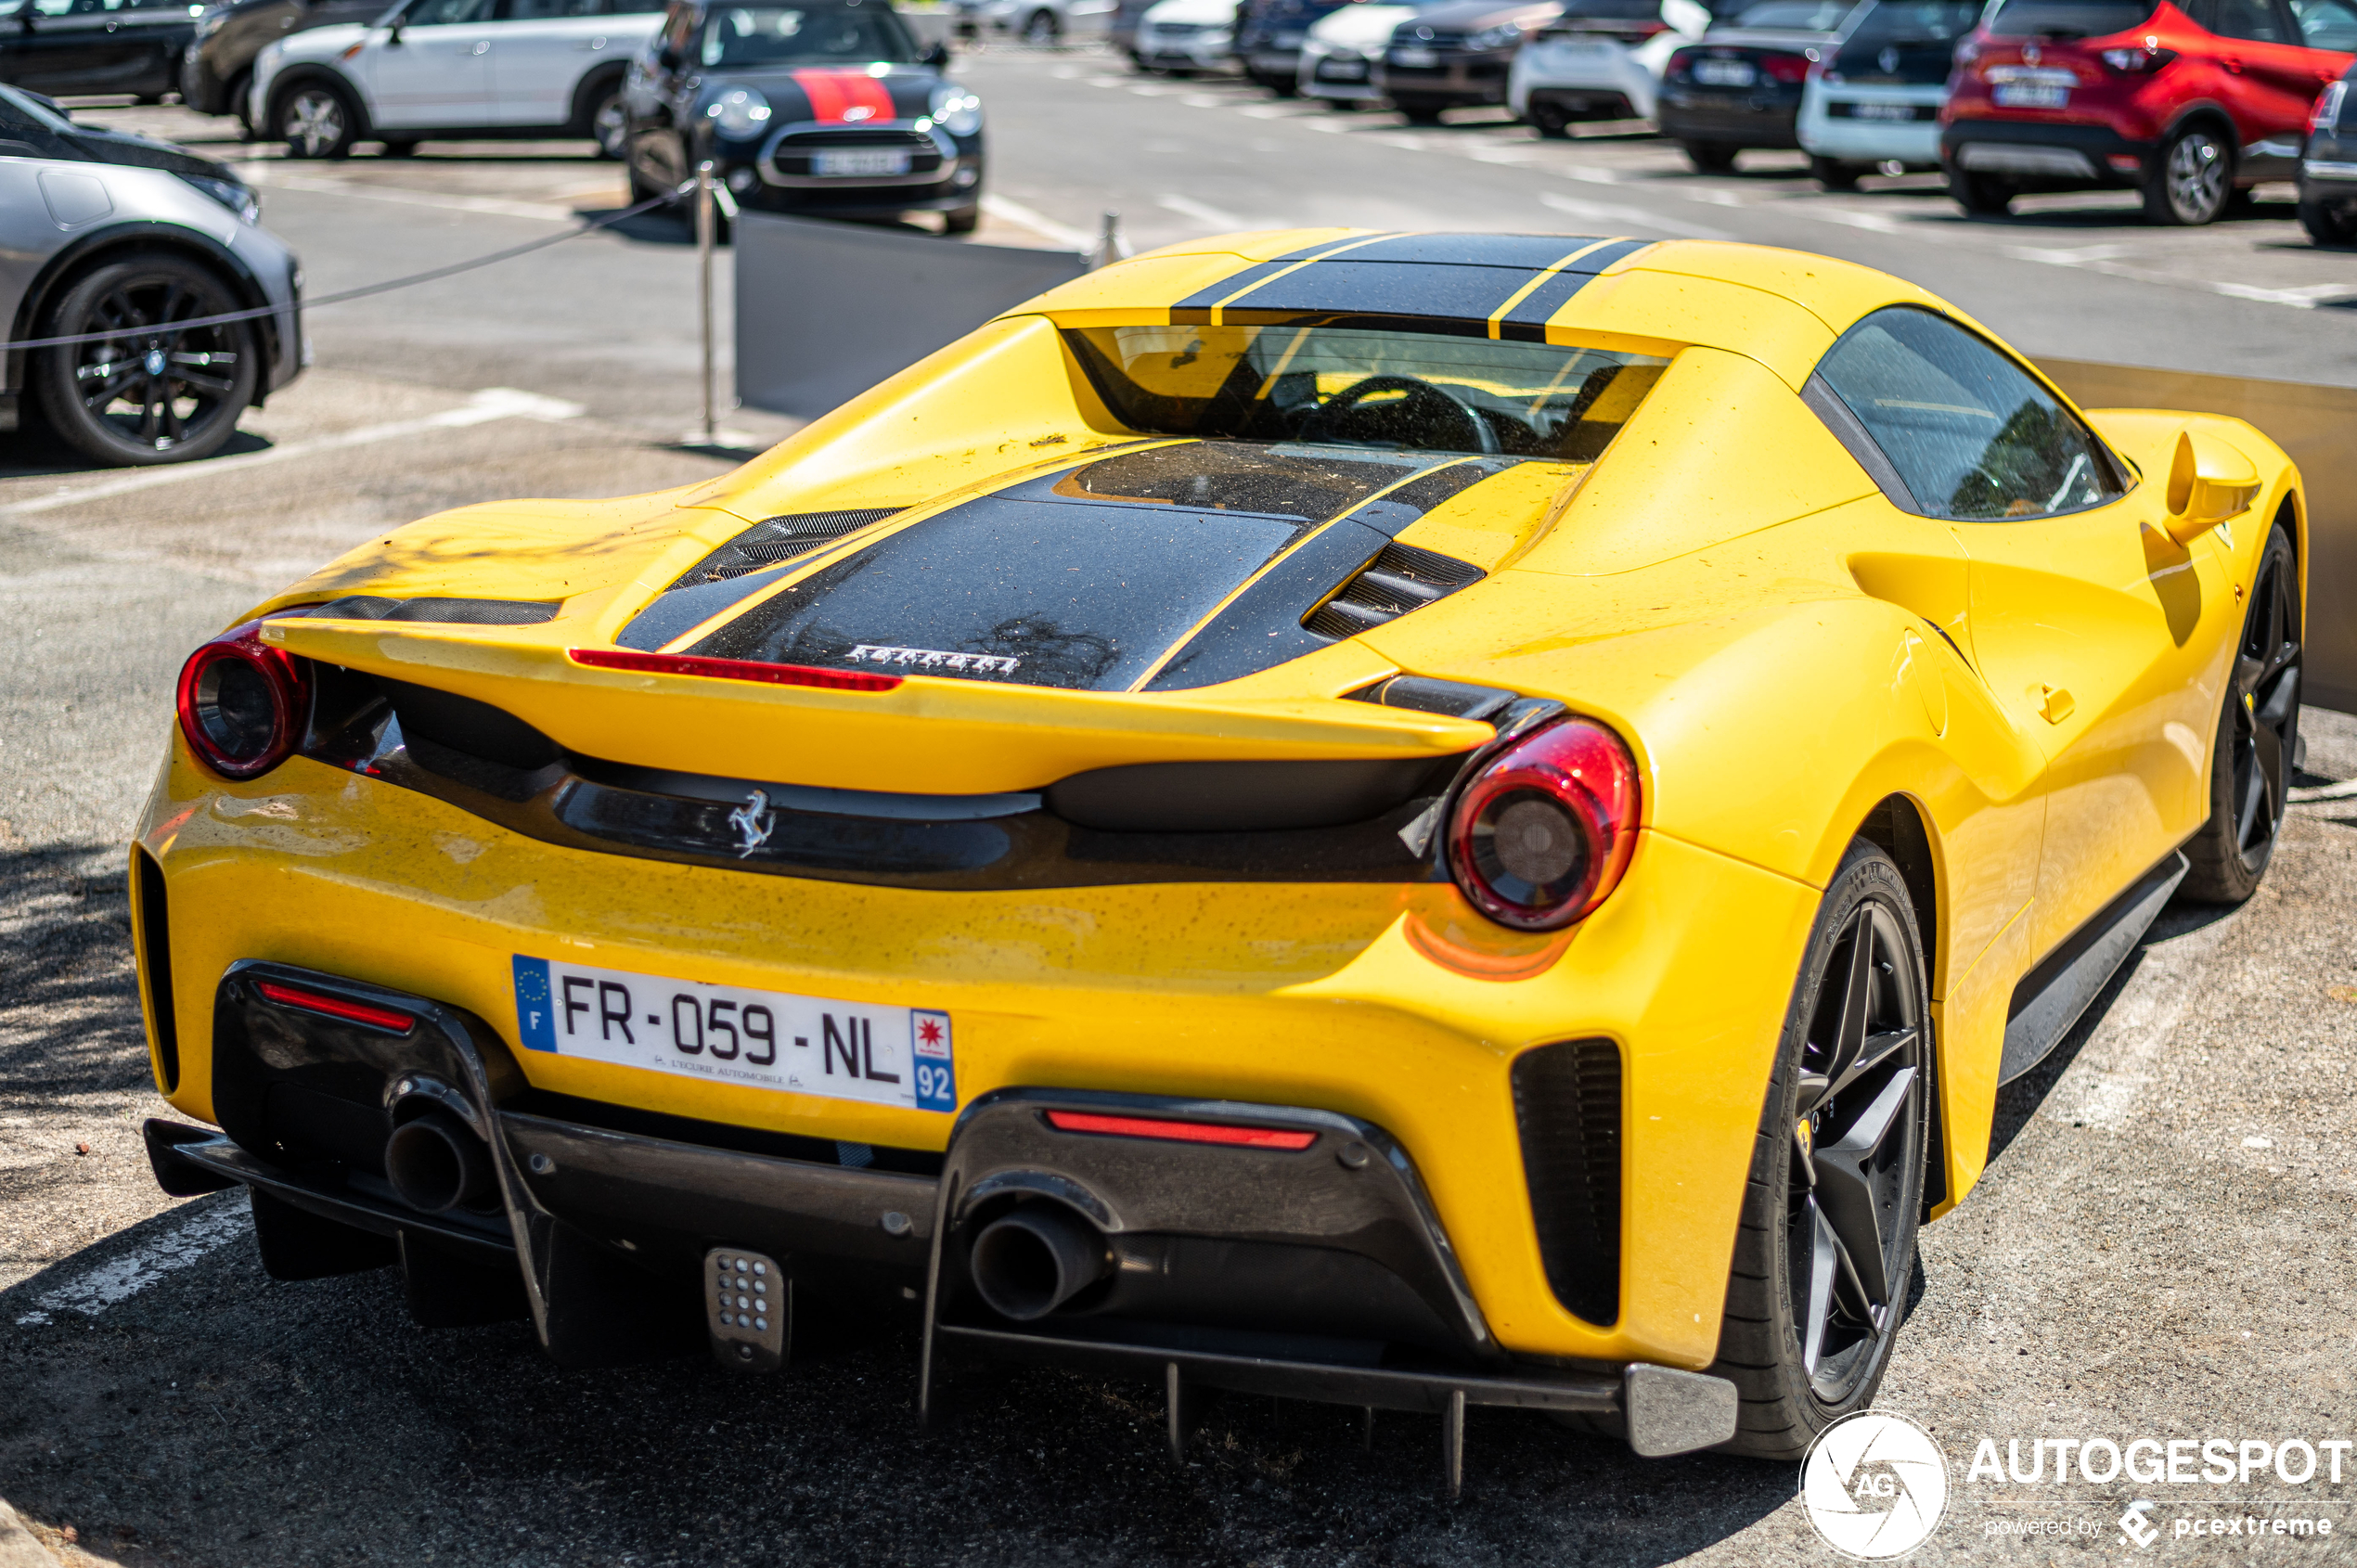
[1044, 1110, 1319, 1150]
[568, 649, 902, 692]
[255, 980, 416, 1035]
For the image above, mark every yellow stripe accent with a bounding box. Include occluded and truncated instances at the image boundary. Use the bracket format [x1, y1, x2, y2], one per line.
[1485, 238, 1623, 341]
[1206, 232, 1402, 326]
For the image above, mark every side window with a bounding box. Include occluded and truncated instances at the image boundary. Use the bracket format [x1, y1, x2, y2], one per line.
[1811, 307, 2126, 521]
[503, 0, 599, 16]
[603, 0, 669, 13]
[2210, 0, 2291, 40]
[2289, 0, 2357, 48]
[404, 0, 495, 23]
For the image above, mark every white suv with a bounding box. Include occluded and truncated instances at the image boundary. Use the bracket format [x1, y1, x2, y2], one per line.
[250, 0, 667, 159]
[1506, 0, 1710, 130]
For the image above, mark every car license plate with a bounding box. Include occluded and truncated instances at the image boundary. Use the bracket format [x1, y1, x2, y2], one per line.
[1992, 84, 2067, 108]
[1320, 59, 1368, 78]
[1853, 102, 1914, 120]
[1693, 57, 1756, 85]
[1391, 45, 1437, 66]
[512, 955, 957, 1112]
[813, 148, 911, 177]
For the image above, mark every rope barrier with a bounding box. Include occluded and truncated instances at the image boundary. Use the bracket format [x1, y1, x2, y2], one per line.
[0, 182, 691, 354]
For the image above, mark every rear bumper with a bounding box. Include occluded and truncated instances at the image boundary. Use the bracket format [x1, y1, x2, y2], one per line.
[1940, 115, 2152, 187]
[145, 959, 1737, 1459]
[1375, 57, 1513, 107]
[1796, 86, 1944, 162]
[1655, 88, 1802, 148]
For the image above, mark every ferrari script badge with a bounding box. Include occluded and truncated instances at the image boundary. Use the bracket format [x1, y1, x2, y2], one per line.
[727, 789, 776, 858]
[846, 644, 1022, 674]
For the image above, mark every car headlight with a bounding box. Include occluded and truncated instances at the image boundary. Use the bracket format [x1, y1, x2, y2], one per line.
[930, 85, 983, 135]
[705, 86, 772, 140]
[180, 172, 259, 224]
[1467, 22, 1522, 49]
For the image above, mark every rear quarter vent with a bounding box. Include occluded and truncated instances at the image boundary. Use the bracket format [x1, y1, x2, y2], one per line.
[1305, 541, 1484, 640]
[132, 846, 180, 1094]
[1511, 1037, 1622, 1325]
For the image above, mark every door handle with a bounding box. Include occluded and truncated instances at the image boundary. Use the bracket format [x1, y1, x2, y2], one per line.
[578, 33, 608, 47]
[470, 38, 489, 52]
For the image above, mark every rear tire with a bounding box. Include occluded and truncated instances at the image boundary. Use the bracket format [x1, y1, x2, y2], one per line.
[1810, 154, 1860, 190]
[1398, 100, 1448, 124]
[1021, 8, 1060, 43]
[275, 78, 360, 159]
[578, 71, 628, 160]
[1528, 100, 1571, 137]
[32, 251, 260, 467]
[1681, 139, 1737, 172]
[1327, 95, 1360, 110]
[2145, 123, 2231, 225]
[2180, 524, 2300, 904]
[942, 202, 981, 234]
[380, 138, 419, 157]
[2300, 196, 2357, 245]
[1947, 166, 2014, 214]
[1707, 841, 1931, 1459]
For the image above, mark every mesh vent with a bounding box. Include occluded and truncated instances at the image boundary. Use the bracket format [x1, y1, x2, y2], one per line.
[1303, 540, 1483, 640]
[278, 597, 560, 625]
[1511, 1037, 1621, 1325]
[665, 509, 903, 592]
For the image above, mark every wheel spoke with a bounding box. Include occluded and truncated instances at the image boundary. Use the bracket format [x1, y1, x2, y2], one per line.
[1826, 1026, 1916, 1103]
[2235, 741, 2267, 850]
[1809, 1064, 1917, 1317]
[171, 369, 236, 396]
[1800, 1194, 1839, 1376]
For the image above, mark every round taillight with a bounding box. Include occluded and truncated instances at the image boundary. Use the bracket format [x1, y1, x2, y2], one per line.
[1445, 715, 1640, 932]
[174, 623, 311, 780]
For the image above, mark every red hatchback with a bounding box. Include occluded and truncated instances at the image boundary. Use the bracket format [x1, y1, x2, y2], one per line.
[1941, 0, 2357, 222]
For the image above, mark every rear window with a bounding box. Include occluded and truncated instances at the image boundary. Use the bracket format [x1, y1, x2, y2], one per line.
[1983, 0, 2156, 35]
[1555, 0, 1664, 17]
[1066, 324, 1668, 462]
[1729, 0, 1856, 26]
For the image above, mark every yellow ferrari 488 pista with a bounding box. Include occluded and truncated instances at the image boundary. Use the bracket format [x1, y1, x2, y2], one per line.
[133, 230, 2304, 1482]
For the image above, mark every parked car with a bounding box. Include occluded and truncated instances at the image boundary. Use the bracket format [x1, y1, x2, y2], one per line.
[1373, 0, 1562, 121]
[183, 0, 391, 134]
[1296, 0, 1420, 104]
[2299, 61, 2356, 238]
[1797, 0, 1977, 183]
[979, 0, 1114, 42]
[1942, 0, 2357, 224]
[1507, 0, 1713, 131]
[0, 84, 303, 463]
[0, 0, 197, 103]
[624, 0, 983, 230]
[1131, 0, 1235, 68]
[251, 0, 668, 159]
[1235, 0, 1350, 89]
[1657, 0, 1863, 168]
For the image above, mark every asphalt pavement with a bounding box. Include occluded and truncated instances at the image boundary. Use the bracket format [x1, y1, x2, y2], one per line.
[0, 51, 2352, 1565]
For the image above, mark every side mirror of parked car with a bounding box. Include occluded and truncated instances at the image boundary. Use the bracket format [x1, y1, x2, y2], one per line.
[655, 41, 682, 68]
[2161, 428, 2260, 546]
[921, 39, 951, 67]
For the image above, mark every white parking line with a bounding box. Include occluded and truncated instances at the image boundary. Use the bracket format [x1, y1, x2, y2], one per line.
[979, 193, 1097, 251]
[1157, 192, 1249, 229]
[1539, 189, 1731, 240]
[13, 1200, 251, 1326]
[232, 164, 590, 224]
[0, 387, 586, 519]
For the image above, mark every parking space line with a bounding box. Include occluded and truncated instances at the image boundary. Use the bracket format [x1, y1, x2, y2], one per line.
[1157, 193, 1249, 229]
[0, 388, 586, 520]
[231, 165, 589, 224]
[2046, 914, 2241, 1132]
[979, 193, 1097, 251]
[1540, 189, 1731, 240]
[11, 1200, 250, 1326]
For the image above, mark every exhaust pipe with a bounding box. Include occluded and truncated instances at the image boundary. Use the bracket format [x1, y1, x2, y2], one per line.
[385, 1110, 496, 1214]
[969, 1202, 1112, 1322]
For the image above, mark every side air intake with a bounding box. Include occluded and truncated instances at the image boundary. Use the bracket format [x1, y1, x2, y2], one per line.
[1303, 541, 1483, 640]
[1511, 1037, 1621, 1326]
[666, 509, 905, 591]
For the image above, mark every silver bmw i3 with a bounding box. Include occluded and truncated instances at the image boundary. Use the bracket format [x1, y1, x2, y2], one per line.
[0, 84, 303, 466]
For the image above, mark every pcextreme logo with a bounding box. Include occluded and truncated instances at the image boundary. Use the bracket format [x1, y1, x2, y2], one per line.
[1802, 1411, 1951, 1559]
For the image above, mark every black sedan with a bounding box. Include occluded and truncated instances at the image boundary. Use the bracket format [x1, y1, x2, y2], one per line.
[2301, 64, 2357, 245]
[1372, 0, 1562, 122]
[1656, 0, 1861, 170]
[625, 0, 983, 232]
[0, 0, 195, 103]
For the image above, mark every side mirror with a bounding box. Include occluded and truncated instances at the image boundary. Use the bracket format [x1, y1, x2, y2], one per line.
[921, 39, 950, 67]
[655, 42, 682, 68]
[385, 20, 404, 42]
[2161, 428, 2260, 546]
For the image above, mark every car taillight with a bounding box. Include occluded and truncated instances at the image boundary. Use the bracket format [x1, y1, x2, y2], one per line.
[2098, 44, 2176, 71]
[1760, 50, 1812, 83]
[2313, 80, 2347, 133]
[1666, 45, 1696, 78]
[1445, 715, 1639, 932]
[175, 623, 312, 780]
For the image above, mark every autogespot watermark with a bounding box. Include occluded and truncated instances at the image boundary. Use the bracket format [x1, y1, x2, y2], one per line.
[1800, 1414, 2349, 1558]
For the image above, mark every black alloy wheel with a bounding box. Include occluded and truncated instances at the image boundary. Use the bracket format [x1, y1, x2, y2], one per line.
[1681, 139, 1737, 172]
[2299, 197, 2357, 246]
[33, 252, 259, 467]
[1947, 166, 2014, 214]
[2182, 524, 2300, 902]
[277, 80, 359, 159]
[1710, 841, 1930, 1459]
[2147, 123, 2231, 225]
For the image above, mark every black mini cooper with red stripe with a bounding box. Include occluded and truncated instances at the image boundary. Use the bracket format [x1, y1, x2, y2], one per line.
[624, 0, 985, 232]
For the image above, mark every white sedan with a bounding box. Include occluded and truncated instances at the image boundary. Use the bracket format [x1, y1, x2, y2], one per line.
[250, 0, 666, 160]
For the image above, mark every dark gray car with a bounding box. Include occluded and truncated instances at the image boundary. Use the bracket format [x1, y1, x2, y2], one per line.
[0, 0, 198, 104]
[0, 85, 303, 464]
[182, 0, 393, 128]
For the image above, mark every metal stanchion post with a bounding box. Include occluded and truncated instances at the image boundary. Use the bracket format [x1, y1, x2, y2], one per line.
[696, 158, 716, 447]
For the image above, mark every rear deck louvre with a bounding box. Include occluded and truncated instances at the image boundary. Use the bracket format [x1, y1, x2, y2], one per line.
[1511, 1038, 1621, 1326]
[1303, 541, 1483, 641]
[665, 509, 905, 591]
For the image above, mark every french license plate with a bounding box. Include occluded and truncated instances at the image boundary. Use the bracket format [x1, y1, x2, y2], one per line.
[1320, 59, 1368, 78]
[1852, 101, 1915, 120]
[1693, 57, 1756, 85]
[813, 148, 910, 177]
[512, 955, 957, 1112]
[1992, 84, 2067, 108]
[1390, 45, 1437, 66]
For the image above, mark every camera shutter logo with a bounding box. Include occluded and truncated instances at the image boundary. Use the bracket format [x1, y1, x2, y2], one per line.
[1801, 1411, 1951, 1559]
